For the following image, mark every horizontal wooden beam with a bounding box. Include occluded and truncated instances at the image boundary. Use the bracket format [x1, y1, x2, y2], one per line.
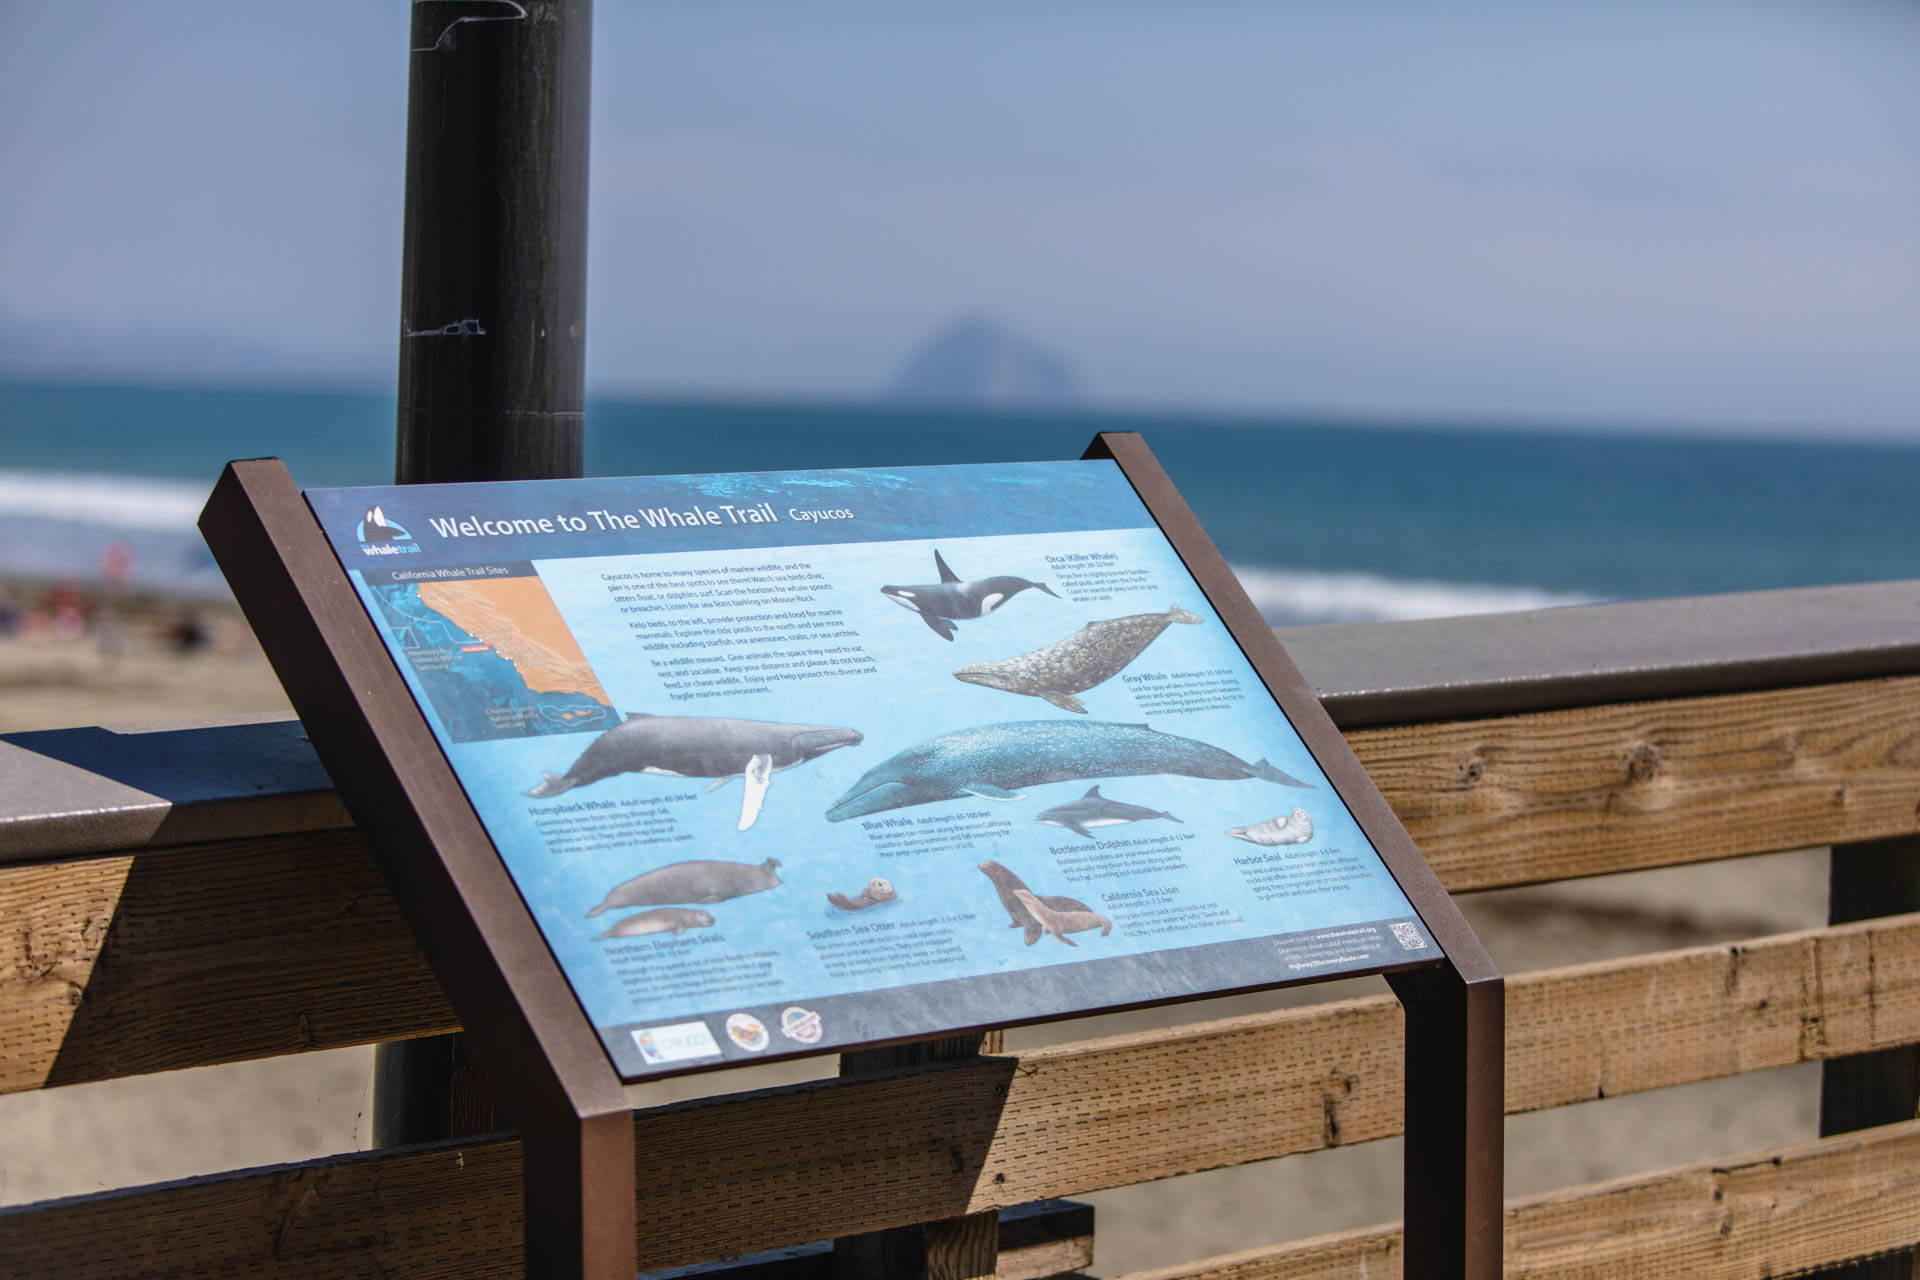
[1107, 1118, 1920, 1280]
[7, 675, 1917, 1091]
[1364, 672, 1920, 891]
[5, 914, 1918, 1273]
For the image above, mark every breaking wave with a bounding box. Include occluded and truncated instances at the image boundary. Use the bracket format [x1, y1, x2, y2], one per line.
[1228, 564, 1600, 625]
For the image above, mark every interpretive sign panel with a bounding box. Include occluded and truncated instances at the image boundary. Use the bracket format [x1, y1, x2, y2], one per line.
[305, 458, 1440, 1079]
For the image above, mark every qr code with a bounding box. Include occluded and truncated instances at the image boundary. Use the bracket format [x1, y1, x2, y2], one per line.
[1390, 922, 1428, 950]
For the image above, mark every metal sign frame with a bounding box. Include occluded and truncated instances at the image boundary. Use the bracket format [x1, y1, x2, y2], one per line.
[200, 431, 1502, 1279]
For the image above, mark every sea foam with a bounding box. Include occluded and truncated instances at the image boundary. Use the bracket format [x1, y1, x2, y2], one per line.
[1228, 564, 1598, 625]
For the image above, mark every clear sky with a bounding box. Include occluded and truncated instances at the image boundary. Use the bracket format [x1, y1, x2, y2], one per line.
[3, 2, 1916, 436]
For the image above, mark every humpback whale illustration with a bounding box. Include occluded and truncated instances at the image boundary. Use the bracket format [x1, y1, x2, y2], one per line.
[527, 714, 862, 831]
[825, 719, 1310, 822]
[880, 549, 1059, 640]
[955, 605, 1202, 712]
[1034, 785, 1181, 839]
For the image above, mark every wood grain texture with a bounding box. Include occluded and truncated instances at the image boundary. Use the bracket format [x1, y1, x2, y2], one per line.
[0, 830, 455, 1092]
[1109, 1119, 1920, 1280]
[6, 676, 1917, 1092]
[5, 916, 1920, 1273]
[1347, 673, 1920, 891]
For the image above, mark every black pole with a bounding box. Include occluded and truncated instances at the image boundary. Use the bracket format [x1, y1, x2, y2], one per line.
[377, 0, 593, 1149]
[394, 0, 592, 484]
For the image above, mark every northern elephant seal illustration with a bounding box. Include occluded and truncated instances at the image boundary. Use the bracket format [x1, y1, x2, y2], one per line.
[594, 906, 715, 940]
[880, 549, 1059, 641]
[588, 857, 782, 917]
[955, 605, 1202, 712]
[1012, 889, 1112, 947]
[826, 720, 1310, 822]
[526, 713, 862, 830]
[977, 860, 1099, 947]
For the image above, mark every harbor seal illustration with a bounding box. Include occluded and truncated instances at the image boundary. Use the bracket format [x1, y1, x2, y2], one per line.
[526, 714, 862, 831]
[594, 906, 715, 940]
[955, 605, 1203, 712]
[880, 549, 1059, 640]
[1012, 889, 1112, 947]
[1034, 785, 1181, 839]
[588, 857, 782, 916]
[826, 720, 1311, 821]
[826, 877, 898, 911]
[1227, 807, 1314, 846]
[977, 860, 1099, 946]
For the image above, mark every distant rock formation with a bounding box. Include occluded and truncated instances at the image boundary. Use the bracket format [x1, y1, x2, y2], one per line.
[889, 315, 1081, 408]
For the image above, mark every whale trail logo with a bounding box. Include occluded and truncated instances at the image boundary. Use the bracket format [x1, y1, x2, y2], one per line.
[356, 505, 421, 556]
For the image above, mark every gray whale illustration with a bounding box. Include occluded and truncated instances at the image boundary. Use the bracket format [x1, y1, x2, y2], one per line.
[595, 906, 714, 940]
[588, 857, 782, 917]
[978, 859, 1099, 946]
[826, 719, 1310, 821]
[880, 549, 1059, 641]
[1035, 785, 1181, 839]
[526, 713, 862, 831]
[955, 605, 1202, 712]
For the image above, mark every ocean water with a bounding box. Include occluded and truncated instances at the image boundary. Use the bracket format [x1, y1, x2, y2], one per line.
[2, 378, 1915, 620]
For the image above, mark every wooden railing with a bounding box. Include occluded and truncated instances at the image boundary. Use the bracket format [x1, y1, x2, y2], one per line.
[3, 580, 1918, 1278]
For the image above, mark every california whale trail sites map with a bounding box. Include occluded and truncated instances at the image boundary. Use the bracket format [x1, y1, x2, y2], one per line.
[366, 563, 616, 743]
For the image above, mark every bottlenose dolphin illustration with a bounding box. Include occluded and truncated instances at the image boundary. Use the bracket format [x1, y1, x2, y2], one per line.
[527, 714, 863, 831]
[1034, 785, 1181, 839]
[955, 605, 1202, 712]
[825, 719, 1310, 822]
[880, 549, 1059, 640]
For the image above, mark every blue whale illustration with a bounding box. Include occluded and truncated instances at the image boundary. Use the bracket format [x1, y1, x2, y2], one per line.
[825, 719, 1310, 821]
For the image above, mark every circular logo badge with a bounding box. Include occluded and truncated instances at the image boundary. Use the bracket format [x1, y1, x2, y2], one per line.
[725, 1012, 769, 1052]
[779, 1006, 823, 1045]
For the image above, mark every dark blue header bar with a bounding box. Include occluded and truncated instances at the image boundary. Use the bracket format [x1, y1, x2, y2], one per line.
[307, 460, 1152, 570]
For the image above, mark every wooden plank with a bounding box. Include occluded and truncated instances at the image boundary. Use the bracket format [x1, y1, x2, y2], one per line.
[0, 830, 455, 1091]
[1106, 1118, 1920, 1280]
[1348, 673, 1920, 891]
[5, 916, 1920, 1272]
[7, 675, 1917, 1090]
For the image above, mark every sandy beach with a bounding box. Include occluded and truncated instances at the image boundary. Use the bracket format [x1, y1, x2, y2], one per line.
[0, 584, 1831, 1274]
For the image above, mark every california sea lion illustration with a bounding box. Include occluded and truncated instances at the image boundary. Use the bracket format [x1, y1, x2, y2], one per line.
[1012, 889, 1112, 947]
[526, 714, 862, 830]
[827, 720, 1311, 821]
[594, 906, 715, 940]
[1227, 807, 1314, 846]
[1034, 785, 1181, 839]
[955, 605, 1202, 712]
[880, 549, 1059, 641]
[588, 858, 782, 917]
[977, 860, 1100, 946]
[826, 877, 897, 911]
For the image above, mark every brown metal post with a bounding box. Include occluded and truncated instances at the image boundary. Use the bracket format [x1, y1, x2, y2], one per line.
[835, 1033, 1005, 1280]
[1820, 834, 1920, 1280]
[377, 0, 595, 1160]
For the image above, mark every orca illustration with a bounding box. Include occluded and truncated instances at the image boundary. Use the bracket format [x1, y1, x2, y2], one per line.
[879, 550, 1059, 641]
[361, 506, 407, 543]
